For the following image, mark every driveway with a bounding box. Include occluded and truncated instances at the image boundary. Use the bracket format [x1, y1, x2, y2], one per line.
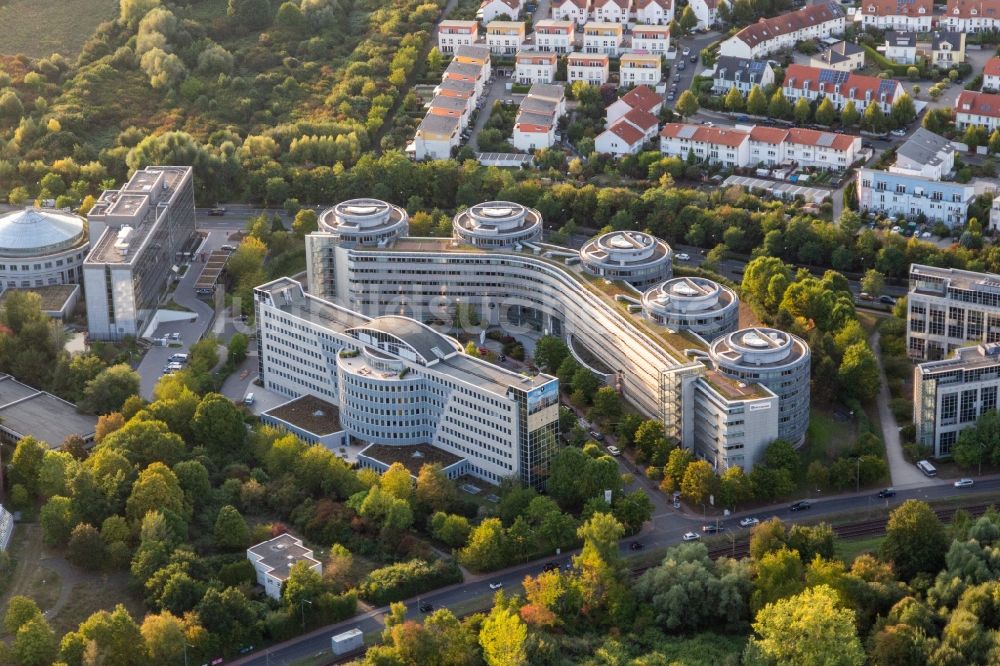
[467, 76, 513, 152]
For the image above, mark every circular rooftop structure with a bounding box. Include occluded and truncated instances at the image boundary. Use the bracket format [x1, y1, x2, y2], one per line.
[642, 277, 739, 341]
[0, 208, 86, 257]
[709, 327, 811, 444]
[318, 199, 408, 247]
[580, 230, 672, 288]
[453, 201, 542, 248]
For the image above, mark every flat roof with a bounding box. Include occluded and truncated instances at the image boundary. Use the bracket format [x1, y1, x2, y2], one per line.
[359, 443, 464, 476]
[247, 533, 319, 582]
[0, 284, 78, 313]
[352, 315, 460, 364]
[0, 375, 97, 446]
[264, 394, 342, 435]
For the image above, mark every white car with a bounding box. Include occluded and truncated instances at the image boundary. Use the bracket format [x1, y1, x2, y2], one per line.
[682, 47, 691, 56]
[682, 532, 700, 541]
[739, 517, 760, 528]
[920, 231, 932, 238]
[954, 478, 974, 488]
[489, 581, 504, 590]
[606, 445, 621, 456]
[675, 252, 690, 261]
[890, 128, 907, 137]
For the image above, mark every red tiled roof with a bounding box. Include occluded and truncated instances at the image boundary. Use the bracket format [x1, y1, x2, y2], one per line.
[607, 121, 646, 144]
[620, 84, 662, 113]
[956, 90, 1000, 118]
[569, 54, 609, 64]
[945, 0, 1000, 19]
[985, 56, 1000, 77]
[623, 108, 659, 131]
[733, 2, 845, 48]
[635, 0, 672, 8]
[515, 122, 552, 133]
[516, 52, 558, 64]
[749, 126, 789, 144]
[786, 127, 858, 151]
[861, 0, 931, 17]
[594, 0, 630, 6]
[659, 123, 750, 147]
[782, 64, 901, 104]
[553, 0, 589, 7]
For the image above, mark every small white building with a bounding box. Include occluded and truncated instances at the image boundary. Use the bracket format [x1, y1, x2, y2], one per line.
[955, 90, 1000, 132]
[690, 0, 728, 28]
[515, 51, 559, 84]
[890, 128, 956, 181]
[631, 25, 672, 54]
[809, 41, 865, 72]
[479, 0, 523, 22]
[884, 31, 917, 65]
[533, 19, 576, 52]
[415, 114, 462, 160]
[552, 0, 591, 24]
[620, 53, 662, 86]
[634, 0, 674, 24]
[247, 533, 323, 601]
[583, 21, 624, 56]
[438, 20, 480, 53]
[568, 52, 611, 85]
[593, 0, 632, 23]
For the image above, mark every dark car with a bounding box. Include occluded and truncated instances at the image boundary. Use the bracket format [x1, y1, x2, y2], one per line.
[208, 207, 226, 216]
[702, 524, 725, 533]
[879, 295, 896, 305]
[419, 602, 434, 613]
[629, 541, 644, 551]
[877, 488, 896, 498]
[789, 500, 812, 511]
[543, 561, 559, 571]
[690, 54, 698, 62]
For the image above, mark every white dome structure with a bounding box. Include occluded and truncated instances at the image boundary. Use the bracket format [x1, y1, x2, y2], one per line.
[0, 208, 88, 289]
[318, 199, 408, 247]
[642, 277, 739, 341]
[453, 201, 543, 248]
[580, 230, 672, 288]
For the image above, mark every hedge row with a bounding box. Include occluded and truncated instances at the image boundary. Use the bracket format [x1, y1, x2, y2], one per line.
[358, 558, 463, 605]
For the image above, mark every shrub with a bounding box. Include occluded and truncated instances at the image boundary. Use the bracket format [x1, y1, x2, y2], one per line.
[358, 558, 462, 605]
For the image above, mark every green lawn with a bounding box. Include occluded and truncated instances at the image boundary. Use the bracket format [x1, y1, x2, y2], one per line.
[0, 0, 116, 58]
[805, 409, 856, 465]
[836, 535, 884, 565]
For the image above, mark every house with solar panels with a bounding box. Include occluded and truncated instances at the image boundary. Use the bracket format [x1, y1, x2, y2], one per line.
[782, 64, 903, 114]
[860, 0, 932, 32]
[711, 56, 775, 95]
[955, 90, 1000, 132]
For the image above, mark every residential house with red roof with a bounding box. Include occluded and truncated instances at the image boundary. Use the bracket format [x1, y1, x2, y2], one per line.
[659, 123, 859, 168]
[983, 56, 1000, 91]
[606, 84, 664, 124]
[594, 0, 632, 22]
[940, 0, 1000, 33]
[782, 64, 904, 114]
[438, 20, 480, 54]
[955, 90, 1000, 132]
[479, 0, 523, 23]
[634, 0, 674, 24]
[632, 24, 672, 54]
[859, 0, 932, 32]
[659, 124, 751, 167]
[719, 2, 846, 59]
[552, 0, 590, 24]
[596, 109, 660, 155]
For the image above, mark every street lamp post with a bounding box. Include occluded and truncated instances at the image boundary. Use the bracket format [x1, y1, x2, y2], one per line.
[300, 599, 313, 632]
[854, 457, 861, 493]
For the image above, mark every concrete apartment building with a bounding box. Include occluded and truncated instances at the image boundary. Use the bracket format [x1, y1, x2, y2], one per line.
[83, 166, 195, 341]
[631, 24, 672, 54]
[906, 264, 1000, 361]
[915, 343, 1000, 458]
[437, 20, 479, 53]
[860, 0, 932, 31]
[568, 52, 610, 85]
[247, 534, 322, 600]
[583, 22, 624, 55]
[719, 2, 846, 59]
[301, 198, 808, 470]
[620, 53, 662, 86]
[533, 19, 576, 52]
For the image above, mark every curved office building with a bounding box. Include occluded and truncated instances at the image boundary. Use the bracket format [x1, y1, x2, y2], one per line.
[642, 277, 739, 342]
[0, 208, 89, 289]
[708, 328, 811, 445]
[453, 201, 542, 248]
[580, 230, 672, 288]
[318, 199, 408, 247]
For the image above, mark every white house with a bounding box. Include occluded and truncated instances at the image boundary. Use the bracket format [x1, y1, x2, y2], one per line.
[414, 114, 462, 160]
[783, 64, 904, 114]
[984, 57, 1000, 91]
[620, 53, 662, 86]
[479, 0, 522, 22]
[515, 51, 559, 84]
[884, 31, 917, 65]
[486, 20, 526, 54]
[596, 108, 660, 154]
[427, 95, 473, 128]
[583, 21, 624, 55]
[552, 0, 590, 24]
[634, 0, 674, 24]
[443, 60, 488, 97]
[568, 52, 611, 85]
[955, 90, 1000, 132]
[533, 19, 576, 52]
[719, 2, 846, 59]
[594, 0, 632, 23]
[247, 534, 323, 601]
[782, 128, 861, 169]
[690, 0, 728, 29]
[931, 31, 966, 69]
[631, 25, 672, 54]
[659, 123, 751, 167]
[438, 20, 480, 54]
[857, 168, 975, 226]
[513, 113, 557, 150]
[606, 84, 663, 124]
[889, 128, 956, 181]
[940, 0, 1000, 33]
[859, 0, 932, 31]
[711, 56, 775, 95]
[809, 41, 865, 71]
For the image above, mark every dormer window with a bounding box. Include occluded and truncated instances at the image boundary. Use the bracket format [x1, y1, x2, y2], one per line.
[954, 8, 959, 13]
[919, 7, 925, 12]
[973, 8, 978, 14]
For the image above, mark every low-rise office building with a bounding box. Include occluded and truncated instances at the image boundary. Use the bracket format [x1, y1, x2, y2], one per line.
[533, 19, 576, 52]
[915, 343, 1000, 458]
[631, 24, 672, 54]
[84, 166, 195, 341]
[641, 276, 739, 341]
[453, 201, 542, 248]
[247, 534, 322, 601]
[438, 20, 479, 53]
[0, 208, 89, 290]
[720, 2, 845, 59]
[579, 230, 672, 287]
[906, 264, 1000, 361]
[568, 52, 610, 85]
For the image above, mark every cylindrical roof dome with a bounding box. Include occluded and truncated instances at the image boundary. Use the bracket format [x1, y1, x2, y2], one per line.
[710, 327, 807, 368]
[453, 201, 542, 248]
[642, 277, 739, 340]
[0, 208, 87, 257]
[580, 230, 672, 288]
[318, 199, 408, 246]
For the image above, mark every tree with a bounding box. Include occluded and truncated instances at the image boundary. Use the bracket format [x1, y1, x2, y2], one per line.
[747, 85, 768, 116]
[838, 342, 880, 402]
[381, 462, 414, 503]
[68, 523, 106, 570]
[794, 97, 812, 124]
[292, 208, 318, 236]
[768, 89, 791, 119]
[676, 90, 699, 119]
[192, 392, 246, 459]
[815, 97, 836, 126]
[100, 418, 186, 468]
[589, 386, 621, 423]
[480, 605, 528, 666]
[861, 268, 885, 296]
[140, 611, 187, 664]
[283, 559, 325, 609]
[4, 596, 42, 635]
[880, 500, 948, 579]
[724, 86, 744, 112]
[662, 446, 694, 493]
[415, 463, 457, 513]
[954, 410, 1000, 473]
[36, 449, 74, 499]
[681, 459, 715, 505]
[719, 465, 753, 509]
[533, 336, 569, 373]
[841, 100, 860, 128]
[863, 103, 889, 134]
[574, 512, 625, 610]
[427, 46, 444, 72]
[228, 0, 272, 29]
[274, 0, 305, 32]
[679, 5, 697, 32]
[214, 505, 250, 550]
[228, 332, 249, 364]
[40, 495, 77, 546]
[457, 518, 510, 571]
[120, 0, 161, 28]
[891, 93, 917, 128]
[431, 512, 472, 548]
[126, 462, 186, 523]
[989, 129, 1000, 155]
[612, 491, 653, 534]
[9, 436, 46, 496]
[81, 364, 140, 414]
[13, 617, 57, 666]
[746, 585, 864, 666]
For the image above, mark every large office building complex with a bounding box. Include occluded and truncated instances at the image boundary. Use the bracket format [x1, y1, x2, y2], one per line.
[0, 208, 89, 290]
[906, 264, 1000, 361]
[83, 166, 196, 340]
[915, 343, 1000, 458]
[276, 198, 811, 475]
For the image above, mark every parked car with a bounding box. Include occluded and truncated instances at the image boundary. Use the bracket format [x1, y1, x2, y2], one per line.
[690, 54, 698, 62]
[890, 128, 907, 137]
[879, 295, 896, 305]
[682, 532, 701, 541]
[739, 517, 760, 528]
[589, 431, 605, 441]
[543, 561, 559, 571]
[606, 445, 621, 456]
[220, 244, 236, 251]
[858, 292, 874, 301]
[877, 488, 896, 498]
[489, 581, 504, 590]
[701, 524, 724, 533]
[667, 93, 676, 101]
[419, 603, 433, 613]
[243, 393, 255, 406]
[682, 47, 691, 56]
[629, 541, 644, 551]
[954, 478, 975, 488]
[675, 252, 690, 261]
[789, 500, 812, 511]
